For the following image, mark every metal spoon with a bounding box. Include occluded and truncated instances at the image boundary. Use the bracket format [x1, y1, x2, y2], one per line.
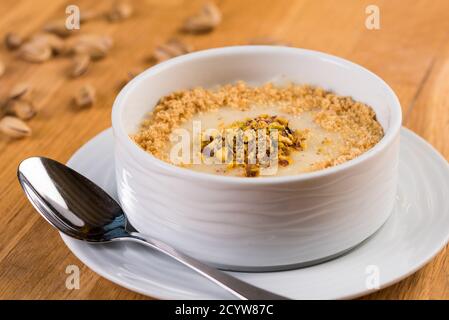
[17, 156, 288, 300]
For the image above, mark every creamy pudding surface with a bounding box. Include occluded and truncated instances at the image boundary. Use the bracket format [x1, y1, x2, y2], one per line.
[133, 82, 384, 177]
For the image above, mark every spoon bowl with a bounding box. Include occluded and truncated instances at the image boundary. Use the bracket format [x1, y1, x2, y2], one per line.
[18, 157, 128, 242]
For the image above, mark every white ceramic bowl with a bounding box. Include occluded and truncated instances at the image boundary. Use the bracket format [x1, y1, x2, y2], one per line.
[112, 46, 402, 271]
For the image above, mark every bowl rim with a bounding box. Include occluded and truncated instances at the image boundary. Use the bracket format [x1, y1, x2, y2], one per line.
[111, 45, 402, 185]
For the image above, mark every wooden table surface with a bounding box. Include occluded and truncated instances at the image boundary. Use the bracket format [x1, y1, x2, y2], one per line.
[1, 0, 449, 300]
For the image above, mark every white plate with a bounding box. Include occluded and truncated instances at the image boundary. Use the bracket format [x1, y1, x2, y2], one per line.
[62, 127, 449, 299]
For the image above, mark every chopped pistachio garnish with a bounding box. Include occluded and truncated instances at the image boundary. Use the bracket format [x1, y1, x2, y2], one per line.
[200, 114, 308, 177]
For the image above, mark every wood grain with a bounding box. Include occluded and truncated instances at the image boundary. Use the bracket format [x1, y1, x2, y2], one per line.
[0, 0, 448, 299]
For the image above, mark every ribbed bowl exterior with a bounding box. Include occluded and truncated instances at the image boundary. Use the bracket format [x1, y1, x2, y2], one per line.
[115, 134, 399, 269]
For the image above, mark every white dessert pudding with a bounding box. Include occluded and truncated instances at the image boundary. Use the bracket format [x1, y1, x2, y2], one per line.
[133, 82, 384, 177]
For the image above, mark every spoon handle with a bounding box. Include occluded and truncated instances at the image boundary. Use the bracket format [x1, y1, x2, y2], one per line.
[126, 232, 289, 300]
